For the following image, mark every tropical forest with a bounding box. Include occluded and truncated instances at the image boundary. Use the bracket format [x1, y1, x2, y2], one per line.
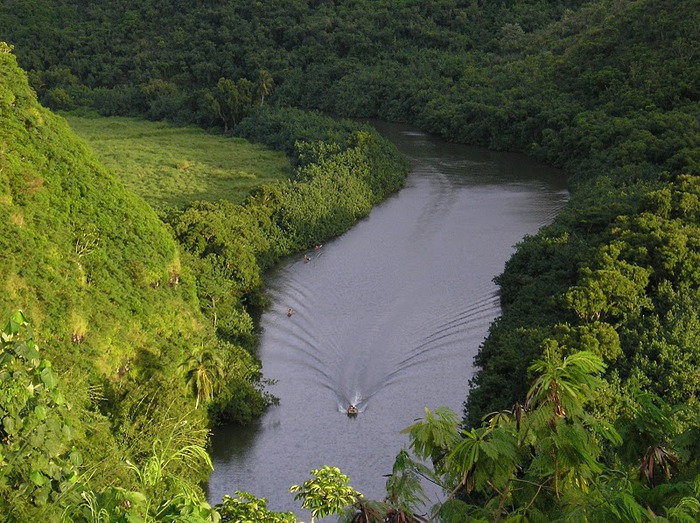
[1, 0, 700, 521]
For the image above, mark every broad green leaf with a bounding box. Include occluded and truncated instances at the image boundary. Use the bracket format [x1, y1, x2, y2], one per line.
[4, 310, 27, 336]
[3, 416, 16, 435]
[40, 367, 58, 389]
[29, 470, 45, 486]
[34, 404, 47, 421]
[14, 341, 40, 367]
[70, 450, 83, 467]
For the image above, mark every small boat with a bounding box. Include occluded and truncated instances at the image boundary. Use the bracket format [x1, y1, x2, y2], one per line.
[347, 404, 358, 416]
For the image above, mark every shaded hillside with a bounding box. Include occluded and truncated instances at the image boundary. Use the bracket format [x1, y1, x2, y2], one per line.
[1, 1, 697, 188]
[0, 0, 585, 124]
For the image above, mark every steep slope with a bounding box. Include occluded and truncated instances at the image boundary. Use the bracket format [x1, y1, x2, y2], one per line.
[0, 42, 207, 393]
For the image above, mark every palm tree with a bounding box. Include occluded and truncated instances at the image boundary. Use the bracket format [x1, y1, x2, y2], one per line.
[401, 407, 462, 477]
[526, 345, 606, 421]
[640, 445, 679, 486]
[525, 347, 611, 499]
[257, 69, 273, 106]
[619, 391, 681, 487]
[178, 346, 224, 408]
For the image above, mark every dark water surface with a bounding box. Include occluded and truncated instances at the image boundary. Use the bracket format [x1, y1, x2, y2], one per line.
[207, 121, 569, 514]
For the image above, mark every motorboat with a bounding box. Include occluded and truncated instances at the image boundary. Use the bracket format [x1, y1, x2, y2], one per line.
[347, 404, 358, 416]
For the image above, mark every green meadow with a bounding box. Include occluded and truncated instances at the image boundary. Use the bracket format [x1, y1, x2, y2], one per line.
[65, 114, 291, 208]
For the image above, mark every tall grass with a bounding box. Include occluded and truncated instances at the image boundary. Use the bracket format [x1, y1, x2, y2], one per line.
[65, 114, 292, 208]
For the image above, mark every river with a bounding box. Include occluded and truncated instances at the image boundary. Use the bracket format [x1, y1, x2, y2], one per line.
[206, 121, 569, 515]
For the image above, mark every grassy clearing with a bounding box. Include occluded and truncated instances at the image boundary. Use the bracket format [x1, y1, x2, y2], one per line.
[64, 114, 292, 208]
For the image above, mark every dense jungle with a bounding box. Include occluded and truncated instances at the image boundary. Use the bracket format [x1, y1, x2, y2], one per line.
[1, 0, 700, 520]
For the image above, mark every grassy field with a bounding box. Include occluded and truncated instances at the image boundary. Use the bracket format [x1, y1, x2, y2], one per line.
[65, 114, 292, 208]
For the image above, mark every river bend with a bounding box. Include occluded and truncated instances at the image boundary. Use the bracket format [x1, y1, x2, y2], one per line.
[207, 121, 569, 513]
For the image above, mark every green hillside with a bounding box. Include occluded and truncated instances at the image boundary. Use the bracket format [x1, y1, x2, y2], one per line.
[0, 37, 409, 520]
[2, 0, 700, 520]
[0, 42, 224, 521]
[1, 45, 204, 379]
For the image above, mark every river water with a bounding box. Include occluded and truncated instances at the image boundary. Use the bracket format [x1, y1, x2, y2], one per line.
[207, 121, 569, 515]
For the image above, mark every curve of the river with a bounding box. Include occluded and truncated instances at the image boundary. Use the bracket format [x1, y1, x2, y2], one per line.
[207, 121, 569, 515]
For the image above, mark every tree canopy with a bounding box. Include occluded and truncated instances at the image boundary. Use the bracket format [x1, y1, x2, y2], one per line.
[2, 0, 700, 519]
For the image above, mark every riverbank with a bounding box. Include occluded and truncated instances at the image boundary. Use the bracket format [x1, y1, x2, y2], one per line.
[207, 120, 569, 512]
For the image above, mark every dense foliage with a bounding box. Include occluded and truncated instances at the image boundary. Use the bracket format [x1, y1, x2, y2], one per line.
[3, 0, 700, 519]
[165, 109, 409, 422]
[0, 30, 409, 518]
[0, 311, 221, 522]
[0, 43, 260, 519]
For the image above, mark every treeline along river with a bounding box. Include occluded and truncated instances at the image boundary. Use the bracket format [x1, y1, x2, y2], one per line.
[207, 121, 570, 513]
